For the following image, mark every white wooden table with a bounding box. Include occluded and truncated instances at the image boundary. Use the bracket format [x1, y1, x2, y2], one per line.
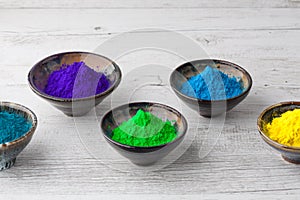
[0, 0, 300, 199]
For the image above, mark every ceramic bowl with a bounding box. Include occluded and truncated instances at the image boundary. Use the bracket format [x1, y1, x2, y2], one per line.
[101, 102, 188, 166]
[170, 59, 252, 117]
[0, 102, 37, 171]
[28, 51, 122, 117]
[258, 101, 300, 164]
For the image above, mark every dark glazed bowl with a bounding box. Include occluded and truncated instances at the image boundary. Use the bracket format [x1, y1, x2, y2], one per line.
[101, 102, 188, 166]
[170, 59, 252, 117]
[258, 102, 300, 164]
[28, 51, 122, 117]
[0, 102, 37, 171]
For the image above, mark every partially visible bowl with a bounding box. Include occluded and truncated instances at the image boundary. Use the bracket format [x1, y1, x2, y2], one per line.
[0, 102, 37, 171]
[101, 102, 188, 166]
[28, 51, 122, 117]
[170, 59, 252, 117]
[258, 101, 300, 164]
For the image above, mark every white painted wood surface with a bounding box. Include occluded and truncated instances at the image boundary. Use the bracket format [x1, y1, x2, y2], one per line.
[0, 0, 300, 198]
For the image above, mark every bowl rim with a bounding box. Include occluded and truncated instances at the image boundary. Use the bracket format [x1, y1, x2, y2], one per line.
[257, 101, 300, 152]
[170, 59, 253, 103]
[27, 51, 122, 102]
[0, 102, 38, 149]
[101, 102, 188, 151]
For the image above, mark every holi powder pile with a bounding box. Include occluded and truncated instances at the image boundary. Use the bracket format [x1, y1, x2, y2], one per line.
[265, 109, 300, 147]
[44, 61, 110, 98]
[112, 109, 177, 147]
[0, 111, 32, 144]
[181, 66, 243, 100]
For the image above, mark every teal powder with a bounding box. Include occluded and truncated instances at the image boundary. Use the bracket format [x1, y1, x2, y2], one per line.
[181, 66, 243, 100]
[0, 111, 32, 144]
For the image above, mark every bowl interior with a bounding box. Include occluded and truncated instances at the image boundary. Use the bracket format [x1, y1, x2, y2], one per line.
[101, 102, 187, 148]
[28, 52, 121, 99]
[170, 59, 252, 100]
[258, 102, 300, 141]
[0, 102, 37, 144]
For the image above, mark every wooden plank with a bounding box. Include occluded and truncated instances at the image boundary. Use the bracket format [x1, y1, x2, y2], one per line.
[0, 0, 300, 9]
[0, 8, 299, 36]
[0, 30, 299, 84]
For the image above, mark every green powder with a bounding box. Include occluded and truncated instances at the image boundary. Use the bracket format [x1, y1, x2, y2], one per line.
[112, 109, 177, 147]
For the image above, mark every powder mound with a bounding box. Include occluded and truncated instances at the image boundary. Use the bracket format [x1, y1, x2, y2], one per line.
[112, 109, 177, 147]
[44, 61, 110, 98]
[266, 109, 300, 147]
[0, 111, 32, 144]
[181, 66, 243, 100]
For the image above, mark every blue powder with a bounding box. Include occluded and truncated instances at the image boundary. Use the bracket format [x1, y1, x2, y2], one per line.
[181, 66, 243, 100]
[0, 111, 32, 144]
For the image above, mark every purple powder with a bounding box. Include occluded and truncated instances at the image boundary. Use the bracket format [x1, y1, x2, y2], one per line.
[44, 61, 110, 98]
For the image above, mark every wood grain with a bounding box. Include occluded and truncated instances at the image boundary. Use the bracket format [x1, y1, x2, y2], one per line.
[0, 8, 299, 36]
[0, 1, 299, 198]
[0, 0, 300, 9]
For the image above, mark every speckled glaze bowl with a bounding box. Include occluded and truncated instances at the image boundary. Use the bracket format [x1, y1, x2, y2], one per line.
[0, 102, 37, 171]
[28, 51, 122, 117]
[170, 59, 252, 117]
[101, 102, 188, 166]
[258, 102, 300, 164]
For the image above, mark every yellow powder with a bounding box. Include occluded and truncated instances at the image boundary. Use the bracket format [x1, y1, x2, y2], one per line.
[266, 109, 300, 147]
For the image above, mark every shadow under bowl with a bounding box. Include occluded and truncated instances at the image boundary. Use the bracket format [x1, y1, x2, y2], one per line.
[28, 51, 122, 117]
[170, 59, 252, 117]
[0, 102, 37, 171]
[258, 101, 300, 164]
[101, 102, 188, 166]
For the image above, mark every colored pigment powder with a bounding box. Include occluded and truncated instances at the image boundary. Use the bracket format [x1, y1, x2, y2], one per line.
[44, 61, 110, 98]
[265, 109, 300, 147]
[112, 109, 177, 147]
[0, 111, 32, 144]
[181, 66, 243, 100]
